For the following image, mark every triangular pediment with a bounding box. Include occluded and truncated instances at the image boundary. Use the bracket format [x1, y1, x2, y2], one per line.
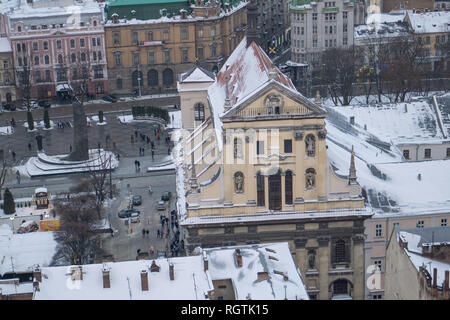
[221, 80, 326, 122]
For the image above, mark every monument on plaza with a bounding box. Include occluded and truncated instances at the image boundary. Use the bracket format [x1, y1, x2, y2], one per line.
[65, 98, 89, 161]
[35, 134, 43, 152]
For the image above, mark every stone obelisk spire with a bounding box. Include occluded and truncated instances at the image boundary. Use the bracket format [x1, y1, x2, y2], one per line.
[348, 145, 357, 185]
[66, 98, 89, 161]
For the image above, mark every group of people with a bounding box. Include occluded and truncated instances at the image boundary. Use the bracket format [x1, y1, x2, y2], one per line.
[56, 121, 71, 129]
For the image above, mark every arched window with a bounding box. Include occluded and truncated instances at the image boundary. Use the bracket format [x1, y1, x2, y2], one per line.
[194, 103, 205, 121]
[305, 134, 315, 157]
[57, 54, 63, 64]
[18, 57, 22, 66]
[70, 39, 75, 48]
[71, 53, 76, 63]
[162, 68, 173, 86]
[81, 52, 86, 62]
[98, 51, 102, 61]
[116, 78, 122, 89]
[147, 69, 158, 86]
[285, 170, 293, 205]
[256, 171, 265, 207]
[34, 56, 39, 65]
[305, 168, 316, 189]
[44, 55, 49, 64]
[93, 20, 97, 27]
[93, 51, 97, 61]
[132, 70, 143, 87]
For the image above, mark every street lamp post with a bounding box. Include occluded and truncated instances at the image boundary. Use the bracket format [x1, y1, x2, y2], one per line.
[137, 64, 142, 97]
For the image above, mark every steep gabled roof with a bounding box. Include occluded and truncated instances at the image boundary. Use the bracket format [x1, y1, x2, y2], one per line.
[180, 66, 216, 83]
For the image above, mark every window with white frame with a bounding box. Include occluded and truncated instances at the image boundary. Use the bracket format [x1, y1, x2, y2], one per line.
[417, 220, 425, 228]
[375, 224, 383, 237]
[441, 218, 447, 227]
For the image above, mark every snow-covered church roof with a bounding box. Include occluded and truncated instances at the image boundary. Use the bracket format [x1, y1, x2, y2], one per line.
[180, 66, 216, 83]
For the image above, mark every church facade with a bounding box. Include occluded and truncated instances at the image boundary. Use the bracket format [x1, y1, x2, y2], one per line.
[174, 37, 371, 300]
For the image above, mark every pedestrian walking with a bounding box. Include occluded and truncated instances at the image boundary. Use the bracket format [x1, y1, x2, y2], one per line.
[11, 151, 16, 161]
[16, 170, 20, 184]
[116, 153, 120, 161]
[151, 141, 154, 149]
[134, 129, 138, 137]
[142, 147, 145, 156]
[157, 133, 160, 141]
[146, 230, 149, 237]
[157, 229, 160, 238]
[150, 246, 154, 255]
[28, 143, 32, 150]
[168, 147, 171, 155]
[151, 150, 155, 161]
[70, 145, 72, 153]
[142, 229, 146, 238]
[131, 135, 134, 143]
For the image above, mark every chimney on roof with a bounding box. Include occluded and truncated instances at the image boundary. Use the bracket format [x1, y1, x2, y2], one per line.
[33, 265, 42, 283]
[203, 256, 209, 272]
[141, 269, 149, 291]
[433, 268, 437, 288]
[150, 260, 161, 272]
[246, 0, 260, 47]
[257, 271, 269, 281]
[102, 264, 111, 289]
[445, 271, 449, 291]
[71, 266, 83, 281]
[169, 263, 174, 281]
[33, 279, 40, 292]
[235, 249, 243, 268]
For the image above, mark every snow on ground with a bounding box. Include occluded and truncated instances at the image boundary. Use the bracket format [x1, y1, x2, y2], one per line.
[0, 224, 57, 276]
[23, 120, 55, 130]
[90, 115, 107, 126]
[117, 114, 133, 124]
[0, 126, 13, 135]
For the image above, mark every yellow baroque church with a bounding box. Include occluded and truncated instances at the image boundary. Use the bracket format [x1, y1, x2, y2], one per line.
[174, 36, 372, 300]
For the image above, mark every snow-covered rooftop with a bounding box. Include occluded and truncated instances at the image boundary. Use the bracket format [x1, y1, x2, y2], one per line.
[0, 224, 57, 276]
[396, 227, 450, 288]
[204, 242, 309, 300]
[355, 21, 410, 40]
[0, 38, 12, 53]
[324, 103, 450, 215]
[33, 242, 308, 300]
[34, 256, 213, 300]
[366, 12, 406, 25]
[406, 10, 450, 34]
[6, 0, 102, 19]
[330, 101, 444, 144]
[180, 67, 215, 83]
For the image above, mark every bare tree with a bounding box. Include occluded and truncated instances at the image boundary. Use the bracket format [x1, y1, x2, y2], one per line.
[319, 46, 361, 106]
[70, 49, 94, 102]
[51, 193, 104, 265]
[85, 151, 116, 219]
[380, 36, 425, 102]
[16, 52, 34, 111]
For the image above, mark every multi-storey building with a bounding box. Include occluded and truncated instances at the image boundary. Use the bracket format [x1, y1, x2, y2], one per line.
[0, 37, 16, 105]
[289, 0, 356, 92]
[1, 0, 108, 101]
[247, 0, 291, 53]
[175, 35, 372, 300]
[104, 0, 247, 95]
[404, 10, 450, 73]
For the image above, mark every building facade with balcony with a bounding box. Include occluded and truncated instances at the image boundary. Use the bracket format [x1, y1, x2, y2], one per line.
[1, 0, 108, 101]
[104, 0, 247, 95]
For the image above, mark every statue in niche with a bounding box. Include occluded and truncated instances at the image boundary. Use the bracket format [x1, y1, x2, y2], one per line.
[308, 250, 316, 269]
[234, 172, 244, 193]
[306, 168, 315, 188]
[305, 135, 315, 157]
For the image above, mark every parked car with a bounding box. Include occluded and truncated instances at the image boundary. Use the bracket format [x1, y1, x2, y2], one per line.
[161, 191, 172, 201]
[2, 103, 15, 111]
[130, 211, 140, 223]
[132, 195, 142, 206]
[38, 100, 51, 108]
[118, 208, 140, 218]
[102, 95, 118, 103]
[157, 200, 166, 211]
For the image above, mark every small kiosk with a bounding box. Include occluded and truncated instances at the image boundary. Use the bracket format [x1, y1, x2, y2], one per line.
[33, 187, 50, 209]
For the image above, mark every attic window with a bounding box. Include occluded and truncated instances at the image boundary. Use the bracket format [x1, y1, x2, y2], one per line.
[268, 256, 279, 261]
[265, 248, 276, 253]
